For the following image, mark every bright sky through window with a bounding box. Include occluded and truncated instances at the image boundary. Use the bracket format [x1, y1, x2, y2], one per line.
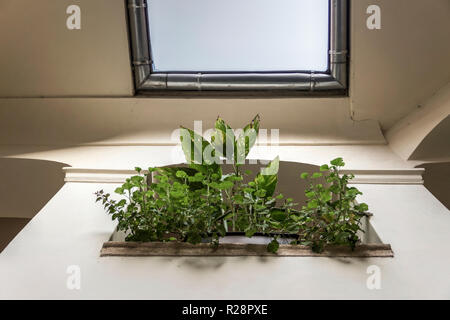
[147, 0, 329, 72]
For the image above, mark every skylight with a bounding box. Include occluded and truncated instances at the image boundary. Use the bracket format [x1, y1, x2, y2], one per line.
[127, 0, 348, 93]
[147, 0, 329, 72]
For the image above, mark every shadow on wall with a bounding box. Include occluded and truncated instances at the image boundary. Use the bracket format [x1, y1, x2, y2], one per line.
[410, 116, 450, 210]
[225, 161, 322, 208]
[160, 161, 322, 208]
[0, 218, 29, 252]
[0, 158, 68, 251]
[410, 115, 450, 161]
[417, 162, 450, 210]
[0, 158, 68, 218]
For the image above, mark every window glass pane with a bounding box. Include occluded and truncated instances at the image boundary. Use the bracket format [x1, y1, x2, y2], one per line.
[147, 0, 329, 72]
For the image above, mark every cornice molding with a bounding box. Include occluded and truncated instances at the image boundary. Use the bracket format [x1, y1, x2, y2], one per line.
[63, 167, 424, 185]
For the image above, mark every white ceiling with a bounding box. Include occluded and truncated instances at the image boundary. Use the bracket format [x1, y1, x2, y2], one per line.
[0, 0, 448, 132]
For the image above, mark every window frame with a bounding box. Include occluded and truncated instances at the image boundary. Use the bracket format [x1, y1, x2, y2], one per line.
[127, 0, 348, 94]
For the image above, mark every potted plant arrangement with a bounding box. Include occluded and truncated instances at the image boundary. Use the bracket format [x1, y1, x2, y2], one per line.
[96, 115, 393, 257]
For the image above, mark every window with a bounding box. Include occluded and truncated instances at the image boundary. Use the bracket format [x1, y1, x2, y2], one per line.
[127, 0, 348, 93]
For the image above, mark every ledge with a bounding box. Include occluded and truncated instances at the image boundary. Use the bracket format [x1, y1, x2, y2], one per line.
[63, 168, 137, 183]
[63, 167, 424, 185]
[341, 169, 424, 185]
[100, 242, 394, 258]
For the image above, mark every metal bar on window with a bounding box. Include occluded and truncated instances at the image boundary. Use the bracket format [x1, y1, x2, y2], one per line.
[128, 0, 152, 88]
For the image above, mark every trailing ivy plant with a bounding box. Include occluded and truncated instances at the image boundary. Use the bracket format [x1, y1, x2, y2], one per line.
[95, 166, 225, 245]
[95, 116, 370, 254]
[295, 157, 370, 252]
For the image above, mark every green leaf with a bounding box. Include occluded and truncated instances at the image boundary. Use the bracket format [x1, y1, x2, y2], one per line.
[267, 239, 280, 253]
[222, 173, 242, 182]
[233, 194, 244, 203]
[330, 157, 345, 167]
[261, 156, 279, 176]
[358, 203, 369, 212]
[243, 187, 255, 194]
[175, 170, 188, 179]
[170, 190, 185, 198]
[114, 187, 124, 195]
[235, 114, 260, 164]
[319, 164, 329, 172]
[329, 184, 340, 194]
[245, 228, 257, 238]
[130, 175, 144, 185]
[179, 126, 221, 175]
[145, 190, 153, 197]
[211, 117, 235, 161]
[187, 232, 202, 245]
[217, 224, 227, 237]
[305, 191, 315, 198]
[300, 172, 309, 179]
[159, 167, 205, 191]
[180, 126, 205, 164]
[209, 182, 221, 190]
[320, 191, 332, 202]
[190, 172, 205, 182]
[312, 172, 323, 179]
[307, 199, 319, 209]
[253, 156, 279, 198]
[271, 209, 287, 222]
[254, 189, 267, 198]
[211, 115, 260, 165]
[219, 181, 234, 190]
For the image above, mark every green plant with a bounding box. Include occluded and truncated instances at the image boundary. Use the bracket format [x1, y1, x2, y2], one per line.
[178, 115, 283, 234]
[95, 116, 371, 254]
[95, 115, 280, 249]
[297, 157, 370, 252]
[95, 166, 225, 245]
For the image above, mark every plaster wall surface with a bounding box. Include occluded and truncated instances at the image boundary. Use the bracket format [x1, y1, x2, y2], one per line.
[386, 82, 450, 161]
[1, 145, 411, 171]
[0, 0, 449, 131]
[0, 98, 385, 147]
[418, 162, 450, 210]
[0, 218, 29, 252]
[0, 182, 449, 299]
[0, 144, 447, 299]
[0, 0, 449, 299]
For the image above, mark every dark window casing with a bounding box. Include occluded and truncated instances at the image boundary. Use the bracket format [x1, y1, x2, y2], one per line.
[127, 0, 348, 94]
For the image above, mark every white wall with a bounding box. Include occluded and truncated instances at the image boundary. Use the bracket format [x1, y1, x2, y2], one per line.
[0, 98, 384, 146]
[349, 0, 450, 129]
[386, 82, 450, 161]
[0, 0, 449, 299]
[0, 0, 449, 135]
[0, 0, 133, 97]
[1, 181, 449, 299]
[418, 162, 450, 210]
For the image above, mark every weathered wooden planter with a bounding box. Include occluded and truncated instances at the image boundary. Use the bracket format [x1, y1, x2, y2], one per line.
[101, 216, 393, 258]
[100, 241, 393, 257]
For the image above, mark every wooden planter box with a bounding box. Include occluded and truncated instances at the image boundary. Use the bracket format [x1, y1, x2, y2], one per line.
[100, 241, 393, 258]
